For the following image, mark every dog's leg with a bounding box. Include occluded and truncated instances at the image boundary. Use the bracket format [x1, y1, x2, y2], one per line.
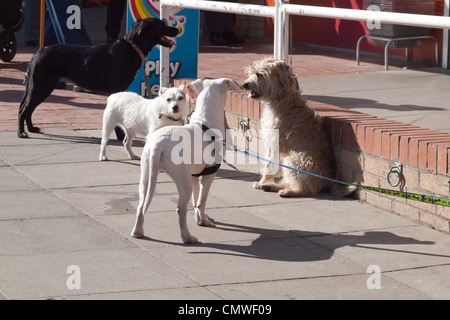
[18, 101, 29, 138]
[131, 154, 159, 238]
[253, 174, 276, 190]
[124, 131, 140, 160]
[18, 77, 58, 137]
[174, 167, 197, 244]
[278, 188, 312, 197]
[191, 176, 200, 209]
[276, 156, 318, 197]
[99, 118, 115, 161]
[192, 174, 215, 227]
[253, 133, 280, 189]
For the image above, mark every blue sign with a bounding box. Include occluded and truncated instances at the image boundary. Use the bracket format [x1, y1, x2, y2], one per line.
[127, 0, 199, 97]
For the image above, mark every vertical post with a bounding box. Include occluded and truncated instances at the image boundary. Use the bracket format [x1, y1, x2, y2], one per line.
[40, 0, 45, 49]
[284, 2, 290, 62]
[274, 0, 288, 61]
[443, 0, 449, 69]
[273, 0, 282, 59]
[160, 2, 170, 88]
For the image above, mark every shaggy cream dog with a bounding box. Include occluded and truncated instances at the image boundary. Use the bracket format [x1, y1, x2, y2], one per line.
[243, 57, 355, 197]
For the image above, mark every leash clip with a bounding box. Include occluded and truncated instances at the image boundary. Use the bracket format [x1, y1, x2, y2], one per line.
[239, 117, 253, 142]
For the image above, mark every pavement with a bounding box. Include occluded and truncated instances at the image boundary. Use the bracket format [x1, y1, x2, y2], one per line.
[0, 4, 449, 300]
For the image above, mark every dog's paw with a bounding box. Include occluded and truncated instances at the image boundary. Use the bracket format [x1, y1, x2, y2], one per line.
[254, 182, 273, 192]
[131, 228, 144, 238]
[253, 181, 262, 189]
[18, 131, 29, 138]
[278, 189, 290, 197]
[129, 155, 141, 161]
[195, 210, 213, 227]
[198, 217, 213, 227]
[99, 155, 109, 161]
[28, 126, 41, 133]
[183, 235, 198, 244]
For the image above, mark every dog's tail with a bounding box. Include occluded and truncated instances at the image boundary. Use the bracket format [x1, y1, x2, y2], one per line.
[330, 182, 357, 198]
[139, 145, 163, 215]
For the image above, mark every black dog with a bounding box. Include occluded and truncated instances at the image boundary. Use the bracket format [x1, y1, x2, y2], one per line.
[18, 18, 179, 138]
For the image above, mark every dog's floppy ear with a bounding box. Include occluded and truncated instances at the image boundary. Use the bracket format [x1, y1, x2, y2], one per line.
[222, 79, 241, 93]
[187, 79, 203, 100]
[276, 60, 294, 89]
[178, 84, 185, 92]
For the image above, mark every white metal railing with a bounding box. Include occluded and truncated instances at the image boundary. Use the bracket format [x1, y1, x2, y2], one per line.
[160, 0, 450, 87]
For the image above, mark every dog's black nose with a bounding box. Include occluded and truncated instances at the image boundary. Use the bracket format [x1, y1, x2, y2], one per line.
[172, 105, 179, 113]
[243, 82, 250, 90]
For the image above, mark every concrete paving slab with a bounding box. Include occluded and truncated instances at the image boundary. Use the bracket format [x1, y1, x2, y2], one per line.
[301, 69, 450, 134]
[99, 206, 297, 248]
[247, 199, 417, 236]
[65, 286, 221, 300]
[146, 236, 363, 287]
[0, 130, 91, 147]
[0, 190, 80, 220]
[0, 142, 105, 166]
[1, 130, 449, 300]
[204, 174, 303, 208]
[55, 183, 187, 219]
[0, 216, 131, 256]
[0, 166, 42, 192]
[0, 248, 203, 300]
[309, 226, 450, 271]
[212, 274, 431, 300]
[17, 160, 141, 189]
[0, 133, 144, 166]
[387, 265, 450, 300]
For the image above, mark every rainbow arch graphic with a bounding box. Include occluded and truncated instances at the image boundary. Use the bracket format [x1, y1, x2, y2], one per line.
[128, 0, 183, 20]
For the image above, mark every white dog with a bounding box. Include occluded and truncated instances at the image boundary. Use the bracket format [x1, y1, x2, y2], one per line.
[131, 78, 240, 244]
[99, 85, 189, 161]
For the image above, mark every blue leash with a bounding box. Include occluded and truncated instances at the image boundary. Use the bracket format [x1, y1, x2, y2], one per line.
[229, 145, 450, 207]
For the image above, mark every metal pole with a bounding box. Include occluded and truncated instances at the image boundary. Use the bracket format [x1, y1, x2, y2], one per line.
[274, 0, 289, 61]
[283, 4, 450, 30]
[443, 0, 450, 69]
[160, 4, 170, 88]
[40, 0, 45, 49]
[274, 0, 282, 59]
[161, 0, 275, 18]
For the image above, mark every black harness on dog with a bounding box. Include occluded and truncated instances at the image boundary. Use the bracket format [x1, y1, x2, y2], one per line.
[191, 123, 222, 177]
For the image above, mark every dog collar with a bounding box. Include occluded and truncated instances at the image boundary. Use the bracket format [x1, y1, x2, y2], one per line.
[158, 113, 183, 123]
[128, 40, 147, 61]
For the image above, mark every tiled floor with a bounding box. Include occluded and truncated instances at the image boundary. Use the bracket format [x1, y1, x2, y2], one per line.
[196, 38, 423, 80]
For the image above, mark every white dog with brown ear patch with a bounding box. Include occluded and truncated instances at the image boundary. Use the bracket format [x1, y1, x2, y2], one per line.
[131, 78, 240, 244]
[99, 85, 189, 161]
